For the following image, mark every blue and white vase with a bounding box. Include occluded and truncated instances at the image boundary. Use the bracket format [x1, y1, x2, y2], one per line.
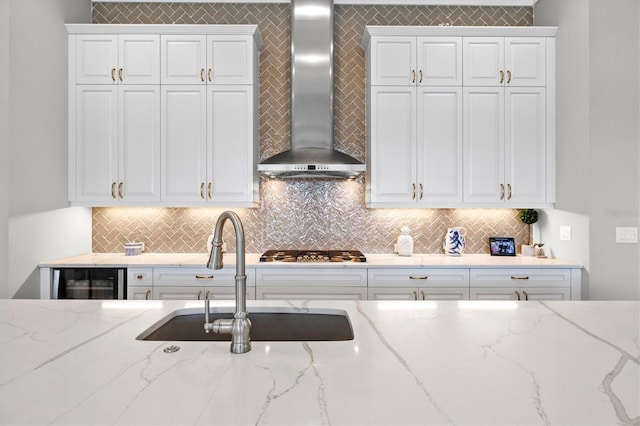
[443, 227, 466, 256]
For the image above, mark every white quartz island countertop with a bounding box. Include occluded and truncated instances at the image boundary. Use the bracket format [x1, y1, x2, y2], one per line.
[0, 299, 637, 425]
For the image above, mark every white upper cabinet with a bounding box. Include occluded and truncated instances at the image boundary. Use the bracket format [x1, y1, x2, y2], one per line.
[76, 34, 160, 85]
[368, 35, 461, 86]
[161, 34, 255, 85]
[463, 37, 546, 87]
[363, 25, 556, 208]
[67, 25, 262, 207]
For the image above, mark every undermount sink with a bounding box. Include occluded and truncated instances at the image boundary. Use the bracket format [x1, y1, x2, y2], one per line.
[137, 307, 354, 342]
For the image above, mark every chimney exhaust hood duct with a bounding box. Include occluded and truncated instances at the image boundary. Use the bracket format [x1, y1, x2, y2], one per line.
[258, 0, 365, 179]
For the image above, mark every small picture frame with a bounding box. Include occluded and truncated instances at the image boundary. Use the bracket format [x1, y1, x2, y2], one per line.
[489, 237, 516, 256]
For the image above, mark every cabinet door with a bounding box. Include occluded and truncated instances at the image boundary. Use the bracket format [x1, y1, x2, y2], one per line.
[417, 87, 463, 203]
[76, 86, 119, 202]
[463, 37, 504, 86]
[368, 86, 416, 204]
[417, 37, 462, 86]
[257, 287, 367, 301]
[154, 286, 205, 300]
[207, 36, 253, 85]
[76, 35, 118, 84]
[505, 37, 546, 87]
[118, 35, 160, 84]
[419, 287, 469, 300]
[505, 88, 546, 204]
[521, 287, 570, 301]
[369, 36, 416, 86]
[207, 86, 254, 204]
[470, 287, 520, 300]
[161, 86, 207, 203]
[161, 35, 207, 85]
[128, 287, 152, 300]
[119, 86, 161, 202]
[367, 287, 418, 301]
[463, 87, 505, 203]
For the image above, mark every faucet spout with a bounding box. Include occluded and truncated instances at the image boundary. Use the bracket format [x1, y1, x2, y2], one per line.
[204, 211, 250, 354]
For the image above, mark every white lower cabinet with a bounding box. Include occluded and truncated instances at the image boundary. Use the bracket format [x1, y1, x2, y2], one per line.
[127, 267, 153, 300]
[469, 268, 573, 301]
[255, 268, 368, 301]
[367, 268, 469, 301]
[152, 267, 255, 301]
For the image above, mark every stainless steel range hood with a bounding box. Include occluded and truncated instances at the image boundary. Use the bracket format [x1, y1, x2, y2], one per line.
[258, 0, 365, 179]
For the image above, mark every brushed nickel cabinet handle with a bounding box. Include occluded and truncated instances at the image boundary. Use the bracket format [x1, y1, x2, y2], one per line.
[419, 69, 423, 83]
[200, 182, 205, 199]
[411, 70, 416, 83]
[207, 182, 212, 199]
[507, 184, 512, 200]
[522, 290, 529, 300]
[507, 70, 512, 84]
[118, 182, 123, 198]
[145, 289, 151, 300]
[111, 182, 117, 199]
[511, 276, 530, 280]
[208, 68, 212, 82]
[197, 290, 203, 300]
[500, 70, 504, 83]
[420, 290, 426, 300]
[200, 68, 205, 82]
[500, 183, 505, 200]
[111, 68, 116, 81]
[419, 183, 424, 200]
[412, 290, 418, 300]
[412, 183, 416, 200]
[515, 290, 521, 300]
[410, 276, 428, 280]
[195, 275, 214, 279]
[118, 68, 123, 81]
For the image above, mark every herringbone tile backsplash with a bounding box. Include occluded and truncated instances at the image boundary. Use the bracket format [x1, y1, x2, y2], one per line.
[92, 3, 533, 255]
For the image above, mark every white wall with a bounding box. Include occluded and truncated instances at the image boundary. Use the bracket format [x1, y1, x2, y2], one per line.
[3, 0, 92, 298]
[535, 0, 640, 300]
[1, 0, 10, 298]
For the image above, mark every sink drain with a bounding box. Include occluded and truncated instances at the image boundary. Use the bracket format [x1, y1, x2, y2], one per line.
[163, 345, 180, 353]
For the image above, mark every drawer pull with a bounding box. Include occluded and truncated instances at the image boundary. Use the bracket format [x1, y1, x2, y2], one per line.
[196, 275, 214, 279]
[205, 290, 210, 300]
[409, 276, 428, 280]
[522, 290, 529, 301]
[197, 290, 203, 300]
[145, 289, 151, 300]
[420, 290, 426, 300]
[136, 274, 144, 280]
[511, 276, 530, 280]
[412, 290, 418, 300]
[515, 290, 521, 300]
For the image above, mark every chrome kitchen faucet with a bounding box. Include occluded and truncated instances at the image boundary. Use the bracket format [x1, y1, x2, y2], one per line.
[204, 211, 251, 354]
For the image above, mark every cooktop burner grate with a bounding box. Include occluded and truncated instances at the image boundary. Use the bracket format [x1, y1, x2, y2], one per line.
[259, 250, 366, 263]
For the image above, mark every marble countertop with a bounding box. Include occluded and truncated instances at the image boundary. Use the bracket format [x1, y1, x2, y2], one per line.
[0, 299, 637, 425]
[39, 253, 583, 269]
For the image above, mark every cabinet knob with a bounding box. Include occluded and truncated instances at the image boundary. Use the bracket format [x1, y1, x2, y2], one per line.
[136, 274, 144, 280]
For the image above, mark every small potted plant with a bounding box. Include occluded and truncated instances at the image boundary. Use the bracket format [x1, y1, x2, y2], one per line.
[520, 209, 538, 256]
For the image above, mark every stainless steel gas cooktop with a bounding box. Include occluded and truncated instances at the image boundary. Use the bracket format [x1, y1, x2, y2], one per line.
[259, 250, 366, 263]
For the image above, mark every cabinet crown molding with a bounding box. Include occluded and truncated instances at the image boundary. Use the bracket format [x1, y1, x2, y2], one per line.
[66, 24, 263, 49]
[362, 25, 557, 49]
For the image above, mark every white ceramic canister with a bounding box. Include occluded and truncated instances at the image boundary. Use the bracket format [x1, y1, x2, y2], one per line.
[443, 227, 466, 256]
[396, 226, 414, 256]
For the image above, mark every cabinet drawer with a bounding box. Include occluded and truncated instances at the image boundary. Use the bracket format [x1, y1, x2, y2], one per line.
[128, 268, 153, 287]
[368, 268, 469, 287]
[257, 286, 367, 301]
[153, 267, 255, 287]
[470, 269, 571, 287]
[256, 268, 367, 287]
